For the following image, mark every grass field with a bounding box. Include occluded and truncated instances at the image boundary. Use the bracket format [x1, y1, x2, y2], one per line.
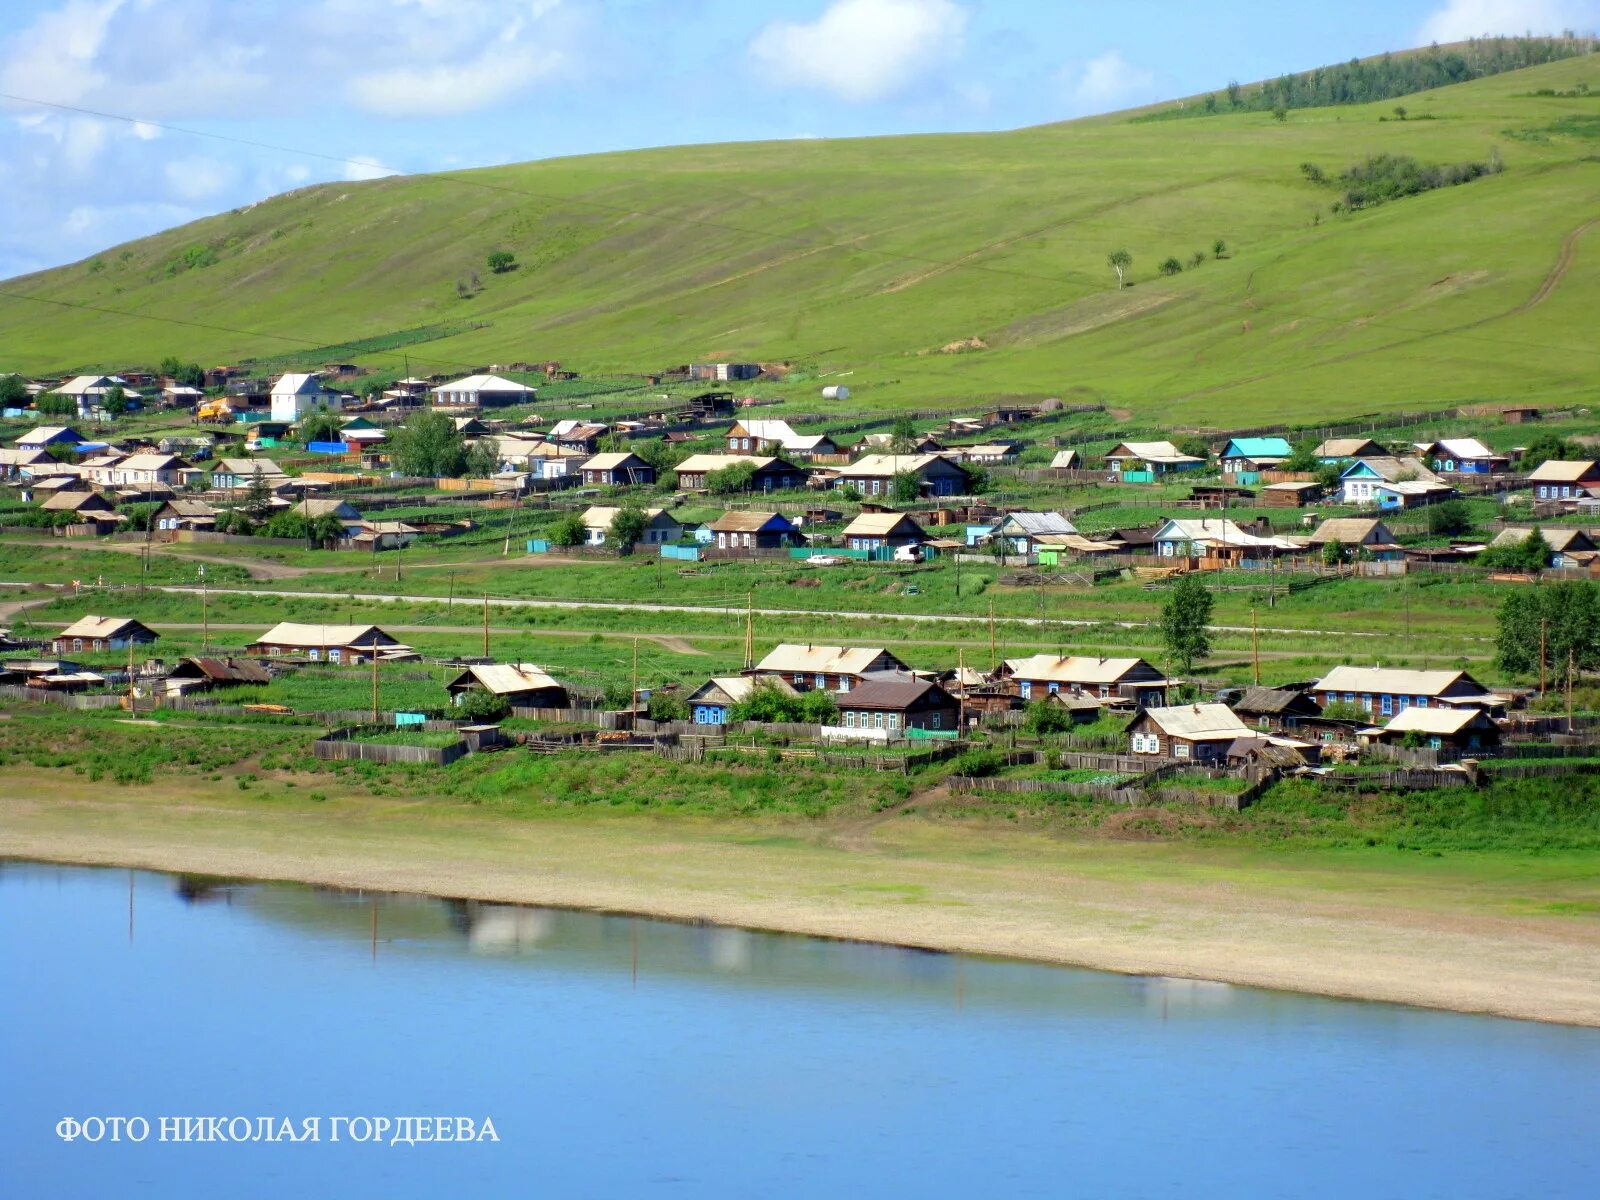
[4, 53, 1600, 423]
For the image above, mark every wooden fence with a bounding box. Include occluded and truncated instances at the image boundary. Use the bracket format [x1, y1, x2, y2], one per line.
[312, 726, 467, 766]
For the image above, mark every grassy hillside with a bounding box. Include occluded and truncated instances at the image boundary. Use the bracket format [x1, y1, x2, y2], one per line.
[3, 51, 1600, 425]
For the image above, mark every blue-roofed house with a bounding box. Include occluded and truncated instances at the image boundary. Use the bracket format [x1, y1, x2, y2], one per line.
[1219, 437, 1293, 476]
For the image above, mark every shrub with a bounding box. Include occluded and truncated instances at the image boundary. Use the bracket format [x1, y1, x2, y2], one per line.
[951, 749, 1003, 777]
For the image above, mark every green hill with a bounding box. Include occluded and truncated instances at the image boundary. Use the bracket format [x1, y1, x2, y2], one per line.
[3, 48, 1600, 426]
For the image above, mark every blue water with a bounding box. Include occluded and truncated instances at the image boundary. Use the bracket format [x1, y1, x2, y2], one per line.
[2, 861, 1597, 1199]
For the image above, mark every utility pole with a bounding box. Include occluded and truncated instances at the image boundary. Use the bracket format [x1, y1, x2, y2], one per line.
[744, 591, 754, 671]
[1568, 647, 1576, 735]
[201, 572, 209, 653]
[988, 599, 997, 672]
[1539, 619, 1548, 696]
[482, 595, 490, 658]
[1251, 605, 1260, 686]
[370, 637, 380, 724]
[448, 571, 456, 611]
[631, 636, 640, 727]
[126, 638, 136, 712]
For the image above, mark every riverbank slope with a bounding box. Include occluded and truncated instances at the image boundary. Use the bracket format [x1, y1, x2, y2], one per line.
[3, 772, 1598, 1026]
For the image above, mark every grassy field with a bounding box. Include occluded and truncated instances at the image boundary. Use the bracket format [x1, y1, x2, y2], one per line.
[4, 53, 1600, 423]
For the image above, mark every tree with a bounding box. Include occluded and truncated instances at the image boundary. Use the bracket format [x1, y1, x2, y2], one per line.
[242, 471, 274, 523]
[36, 391, 74, 417]
[457, 689, 511, 722]
[359, 376, 390, 401]
[1483, 530, 1551, 574]
[1023, 698, 1075, 736]
[159, 355, 182, 379]
[1176, 435, 1211, 461]
[1159, 256, 1183, 276]
[1425, 499, 1472, 537]
[890, 414, 918, 453]
[609, 501, 647, 553]
[548, 512, 586, 547]
[1496, 582, 1600, 678]
[1321, 538, 1345, 567]
[1187, 250, 1206, 269]
[462, 439, 500, 479]
[1284, 439, 1319, 472]
[706, 461, 756, 495]
[965, 466, 990, 495]
[729, 679, 807, 723]
[101, 385, 129, 416]
[388, 408, 466, 477]
[1160, 573, 1214, 673]
[0, 375, 27, 408]
[1212, 238, 1228, 259]
[486, 250, 516, 274]
[797, 688, 838, 725]
[648, 692, 688, 722]
[1106, 248, 1132, 289]
[1271, 104, 1288, 122]
[298, 406, 343, 446]
[891, 470, 922, 504]
[1520, 432, 1577, 471]
[1393, 105, 1408, 120]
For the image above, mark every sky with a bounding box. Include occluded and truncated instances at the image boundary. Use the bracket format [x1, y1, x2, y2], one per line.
[0, 0, 1597, 279]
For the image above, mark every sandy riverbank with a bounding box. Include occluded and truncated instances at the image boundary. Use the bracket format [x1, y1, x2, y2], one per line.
[3, 773, 1599, 1026]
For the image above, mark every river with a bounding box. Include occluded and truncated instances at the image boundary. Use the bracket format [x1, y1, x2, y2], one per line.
[2, 860, 1596, 1197]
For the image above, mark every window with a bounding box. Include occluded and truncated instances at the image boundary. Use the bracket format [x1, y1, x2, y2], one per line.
[792, 673, 804, 686]
[930, 713, 942, 729]
[1174, 743, 1190, 759]
[1416, 697, 1428, 708]
[844, 711, 856, 728]
[1344, 692, 1355, 704]
[838, 678, 850, 692]
[1019, 681, 1032, 700]
[1047, 682, 1060, 694]
[72, 639, 83, 652]
[309, 649, 320, 661]
[815, 673, 826, 689]
[1361, 694, 1373, 710]
[888, 713, 901, 730]
[1381, 695, 1393, 716]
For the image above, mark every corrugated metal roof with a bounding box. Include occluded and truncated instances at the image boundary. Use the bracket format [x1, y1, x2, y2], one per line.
[841, 512, 924, 536]
[252, 622, 397, 649]
[1004, 654, 1157, 685]
[1314, 666, 1478, 697]
[708, 510, 795, 532]
[57, 615, 149, 640]
[1526, 460, 1600, 482]
[756, 644, 895, 675]
[1382, 707, 1483, 735]
[1144, 704, 1250, 739]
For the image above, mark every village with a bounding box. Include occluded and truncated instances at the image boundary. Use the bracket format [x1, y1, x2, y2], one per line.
[2, 359, 1599, 807]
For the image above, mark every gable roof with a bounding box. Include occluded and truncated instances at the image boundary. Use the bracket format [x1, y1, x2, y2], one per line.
[270, 373, 327, 397]
[1526, 459, 1600, 483]
[41, 490, 113, 512]
[841, 453, 967, 478]
[1221, 437, 1293, 459]
[158, 499, 217, 519]
[1232, 686, 1317, 715]
[1314, 665, 1480, 697]
[707, 510, 798, 533]
[731, 419, 798, 442]
[1106, 440, 1204, 465]
[580, 452, 649, 471]
[215, 457, 286, 477]
[755, 644, 901, 676]
[1152, 518, 1299, 550]
[579, 505, 674, 529]
[17, 426, 84, 445]
[674, 453, 790, 474]
[1340, 456, 1442, 484]
[1143, 704, 1250, 740]
[432, 374, 537, 394]
[105, 453, 186, 472]
[1490, 527, 1595, 553]
[997, 511, 1078, 537]
[251, 622, 398, 649]
[687, 675, 799, 706]
[57, 615, 154, 641]
[1306, 518, 1393, 546]
[835, 674, 946, 710]
[452, 663, 563, 695]
[1050, 450, 1080, 469]
[841, 511, 926, 537]
[1381, 706, 1488, 736]
[1425, 437, 1500, 461]
[1314, 437, 1385, 459]
[170, 656, 271, 684]
[1003, 654, 1160, 684]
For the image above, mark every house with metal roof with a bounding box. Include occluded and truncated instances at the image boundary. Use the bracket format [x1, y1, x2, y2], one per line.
[211, 457, 288, 491]
[579, 505, 683, 547]
[685, 675, 799, 725]
[1126, 703, 1250, 762]
[1225, 685, 1324, 734]
[431, 374, 538, 409]
[446, 663, 568, 708]
[16, 426, 86, 452]
[1419, 437, 1509, 475]
[1150, 518, 1300, 561]
[753, 644, 910, 692]
[1528, 460, 1600, 501]
[839, 511, 926, 551]
[153, 499, 218, 532]
[996, 654, 1168, 707]
[580, 452, 656, 487]
[1103, 441, 1205, 478]
[1489, 526, 1598, 569]
[673, 454, 807, 493]
[1311, 666, 1498, 721]
[834, 674, 960, 733]
[1218, 437, 1292, 474]
[992, 511, 1078, 554]
[1338, 457, 1454, 509]
[163, 656, 272, 696]
[1363, 706, 1501, 756]
[1305, 517, 1399, 551]
[51, 616, 158, 655]
[248, 622, 410, 664]
[707, 511, 804, 550]
[269, 373, 342, 423]
[1313, 437, 1387, 462]
[833, 453, 971, 498]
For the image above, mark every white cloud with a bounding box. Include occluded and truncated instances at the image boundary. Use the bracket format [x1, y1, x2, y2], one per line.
[164, 157, 237, 202]
[1067, 51, 1155, 108]
[349, 46, 565, 118]
[1419, 0, 1600, 41]
[748, 0, 969, 103]
[343, 155, 399, 182]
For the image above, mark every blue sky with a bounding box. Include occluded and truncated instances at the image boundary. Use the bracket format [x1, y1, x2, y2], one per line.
[1, 0, 1596, 279]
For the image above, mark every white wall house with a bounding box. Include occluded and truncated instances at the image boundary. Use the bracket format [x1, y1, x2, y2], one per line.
[270, 374, 343, 423]
[431, 374, 538, 408]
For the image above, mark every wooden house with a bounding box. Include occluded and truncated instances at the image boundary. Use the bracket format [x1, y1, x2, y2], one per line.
[1527, 460, 1600, 502]
[446, 663, 568, 709]
[1311, 666, 1499, 721]
[1313, 437, 1386, 463]
[707, 511, 804, 550]
[153, 499, 218, 532]
[51, 616, 159, 655]
[997, 654, 1168, 708]
[673, 454, 806, 492]
[1489, 526, 1598, 569]
[580, 452, 656, 487]
[1305, 518, 1400, 557]
[832, 453, 971, 498]
[1127, 703, 1250, 762]
[1259, 480, 1324, 508]
[685, 675, 799, 725]
[1226, 685, 1323, 734]
[1419, 438, 1508, 476]
[753, 644, 909, 692]
[839, 511, 926, 551]
[1218, 437, 1292, 474]
[579, 506, 683, 547]
[1366, 707, 1502, 757]
[248, 622, 410, 664]
[834, 674, 960, 733]
[1104, 440, 1205, 478]
[163, 656, 271, 695]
